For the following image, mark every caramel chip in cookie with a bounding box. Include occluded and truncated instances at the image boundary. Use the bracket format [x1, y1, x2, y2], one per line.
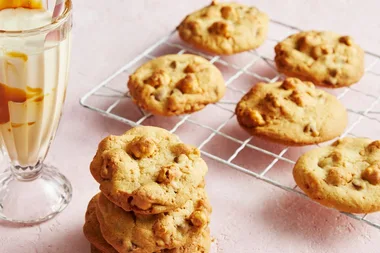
[177, 2, 269, 55]
[235, 78, 347, 145]
[96, 189, 211, 253]
[84, 194, 211, 253]
[275, 31, 364, 87]
[128, 54, 225, 116]
[90, 126, 208, 214]
[293, 137, 380, 213]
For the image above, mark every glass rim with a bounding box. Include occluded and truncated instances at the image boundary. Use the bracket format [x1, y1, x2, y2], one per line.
[0, 0, 72, 36]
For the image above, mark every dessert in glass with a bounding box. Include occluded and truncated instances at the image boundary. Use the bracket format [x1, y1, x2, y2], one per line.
[0, 0, 73, 224]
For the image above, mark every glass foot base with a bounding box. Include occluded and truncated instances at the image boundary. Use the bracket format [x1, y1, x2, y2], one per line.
[0, 165, 72, 224]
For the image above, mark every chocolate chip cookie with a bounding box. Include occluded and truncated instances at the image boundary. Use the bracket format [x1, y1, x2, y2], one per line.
[128, 54, 225, 116]
[293, 137, 380, 213]
[235, 78, 348, 145]
[275, 31, 365, 87]
[177, 1, 269, 55]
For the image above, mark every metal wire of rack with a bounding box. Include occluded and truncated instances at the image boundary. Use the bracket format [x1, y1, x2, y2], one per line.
[80, 20, 380, 230]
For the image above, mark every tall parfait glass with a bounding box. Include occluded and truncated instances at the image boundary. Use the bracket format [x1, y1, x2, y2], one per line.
[0, 0, 73, 224]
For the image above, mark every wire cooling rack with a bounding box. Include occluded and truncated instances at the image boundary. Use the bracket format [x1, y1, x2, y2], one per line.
[80, 20, 380, 230]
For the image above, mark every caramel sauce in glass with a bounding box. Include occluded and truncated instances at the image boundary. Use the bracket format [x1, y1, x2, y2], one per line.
[0, 83, 44, 124]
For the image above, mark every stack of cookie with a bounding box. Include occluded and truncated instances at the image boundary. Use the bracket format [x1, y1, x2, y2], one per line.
[83, 126, 212, 253]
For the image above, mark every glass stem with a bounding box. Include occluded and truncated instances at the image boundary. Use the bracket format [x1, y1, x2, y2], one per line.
[10, 161, 43, 181]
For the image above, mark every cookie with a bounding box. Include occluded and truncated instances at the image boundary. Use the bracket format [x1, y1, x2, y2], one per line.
[83, 195, 118, 253]
[293, 137, 380, 213]
[128, 54, 225, 116]
[85, 194, 211, 253]
[96, 189, 211, 253]
[90, 230, 211, 253]
[235, 78, 347, 145]
[90, 126, 208, 214]
[275, 31, 365, 88]
[177, 1, 269, 55]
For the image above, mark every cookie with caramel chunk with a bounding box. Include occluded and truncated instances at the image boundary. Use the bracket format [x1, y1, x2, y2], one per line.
[96, 191, 211, 253]
[90, 126, 208, 214]
[275, 31, 364, 87]
[84, 194, 211, 253]
[293, 138, 380, 213]
[235, 78, 347, 145]
[177, 1, 269, 55]
[128, 54, 225, 116]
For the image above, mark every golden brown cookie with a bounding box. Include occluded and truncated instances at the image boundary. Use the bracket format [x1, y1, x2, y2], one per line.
[128, 54, 225, 116]
[235, 78, 347, 145]
[293, 137, 380, 213]
[275, 31, 364, 88]
[90, 231, 211, 253]
[177, 1, 269, 55]
[85, 194, 211, 253]
[96, 189, 211, 253]
[83, 195, 118, 253]
[90, 126, 208, 214]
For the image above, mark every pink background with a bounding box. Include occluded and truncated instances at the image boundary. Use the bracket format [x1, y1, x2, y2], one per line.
[1, 0, 380, 252]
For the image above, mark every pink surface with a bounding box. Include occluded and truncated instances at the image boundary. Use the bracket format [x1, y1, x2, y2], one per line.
[1, 1, 380, 252]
